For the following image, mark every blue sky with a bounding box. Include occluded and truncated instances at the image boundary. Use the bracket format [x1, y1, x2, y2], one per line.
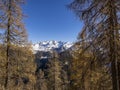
[23, 0, 83, 43]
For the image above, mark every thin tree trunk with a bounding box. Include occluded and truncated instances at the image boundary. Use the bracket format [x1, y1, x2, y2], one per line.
[5, 17, 10, 89]
[4, 0, 11, 89]
[109, 0, 119, 90]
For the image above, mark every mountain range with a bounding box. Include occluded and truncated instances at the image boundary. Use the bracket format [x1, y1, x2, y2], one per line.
[32, 40, 73, 53]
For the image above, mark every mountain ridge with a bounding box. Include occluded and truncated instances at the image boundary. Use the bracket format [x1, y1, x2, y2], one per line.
[32, 40, 73, 53]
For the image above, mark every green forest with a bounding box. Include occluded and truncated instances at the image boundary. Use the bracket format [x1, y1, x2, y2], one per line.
[0, 0, 120, 90]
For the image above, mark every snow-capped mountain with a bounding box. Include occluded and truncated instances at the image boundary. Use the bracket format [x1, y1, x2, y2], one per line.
[32, 40, 73, 53]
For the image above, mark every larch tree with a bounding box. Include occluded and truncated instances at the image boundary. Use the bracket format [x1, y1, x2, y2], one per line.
[0, 0, 36, 89]
[69, 0, 120, 90]
[47, 51, 62, 90]
[70, 42, 112, 90]
[59, 51, 73, 90]
[35, 69, 47, 90]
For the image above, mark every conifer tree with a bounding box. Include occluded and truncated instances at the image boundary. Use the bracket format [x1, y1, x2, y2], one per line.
[47, 51, 62, 90]
[0, 0, 36, 89]
[69, 42, 112, 90]
[59, 51, 73, 90]
[69, 0, 120, 90]
[35, 69, 47, 90]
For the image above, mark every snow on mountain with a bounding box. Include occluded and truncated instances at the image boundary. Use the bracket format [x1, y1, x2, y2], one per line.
[32, 40, 73, 53]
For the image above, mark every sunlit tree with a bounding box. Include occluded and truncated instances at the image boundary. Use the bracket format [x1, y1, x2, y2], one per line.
[69, 0, 120, 89]
[0, 0, 36, 89]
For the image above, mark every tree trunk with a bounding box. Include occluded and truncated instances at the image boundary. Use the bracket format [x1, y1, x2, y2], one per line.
[109, 0, 119, 90]
[4, 0, 11, 89]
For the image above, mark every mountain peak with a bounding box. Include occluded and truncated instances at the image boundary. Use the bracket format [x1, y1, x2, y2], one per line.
[32, 40, 73, 53]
